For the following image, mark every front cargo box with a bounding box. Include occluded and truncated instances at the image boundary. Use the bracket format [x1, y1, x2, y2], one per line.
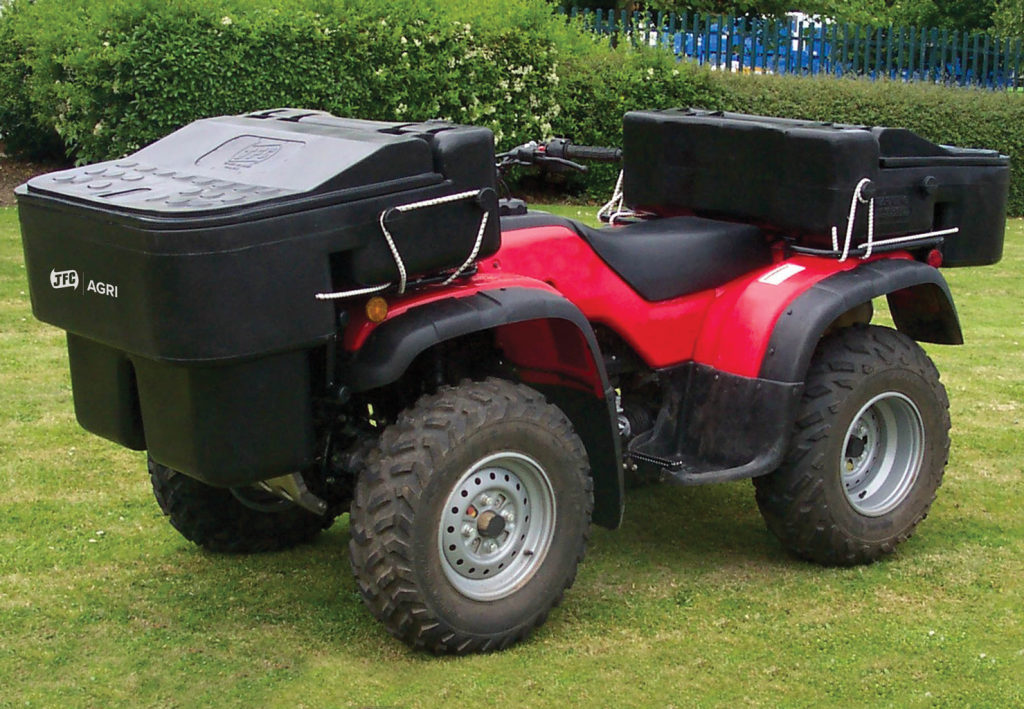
[17, 109, 499, 486]
[622, 109, 1009, 266]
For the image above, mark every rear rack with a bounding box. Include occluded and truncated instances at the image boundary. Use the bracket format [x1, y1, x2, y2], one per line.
[789, 231, 955, 260]
[788, 176, 958, 261]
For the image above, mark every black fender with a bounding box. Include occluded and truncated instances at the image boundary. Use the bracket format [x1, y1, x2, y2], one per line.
[760, 259, 963, 384]
[342, 286, 624, 529]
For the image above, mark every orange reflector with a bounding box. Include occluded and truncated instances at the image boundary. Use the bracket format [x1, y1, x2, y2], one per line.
[466, 505, 478, 518]
[365, 296, 389, 323]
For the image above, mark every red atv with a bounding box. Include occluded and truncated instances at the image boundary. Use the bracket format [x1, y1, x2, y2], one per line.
[17, 108, 1009, 654]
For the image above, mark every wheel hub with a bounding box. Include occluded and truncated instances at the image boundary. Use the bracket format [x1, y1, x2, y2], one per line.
[843, 414, 879, 478]
[439, 452, 556, 601]
[840, 392, 925, 517]
[476, 510, 506, 538]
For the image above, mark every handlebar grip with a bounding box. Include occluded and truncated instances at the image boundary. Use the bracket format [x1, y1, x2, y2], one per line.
[563, 144, 622, 163]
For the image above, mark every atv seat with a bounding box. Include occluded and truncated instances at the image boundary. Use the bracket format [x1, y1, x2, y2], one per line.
[571, 216, 772, 302]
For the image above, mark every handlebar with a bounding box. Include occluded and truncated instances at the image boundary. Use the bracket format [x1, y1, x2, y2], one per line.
[496, 138, 622, 174]
[546, 139, 623, 164]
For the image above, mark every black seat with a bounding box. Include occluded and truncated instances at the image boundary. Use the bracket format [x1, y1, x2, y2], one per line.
[571, 216, 772, 302]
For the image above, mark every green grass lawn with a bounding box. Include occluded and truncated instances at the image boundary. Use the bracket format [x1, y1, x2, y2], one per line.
[2, 205, 1022, 708]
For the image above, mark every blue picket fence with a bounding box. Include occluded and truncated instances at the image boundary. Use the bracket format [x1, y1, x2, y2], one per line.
[560, 8, 1024, 90]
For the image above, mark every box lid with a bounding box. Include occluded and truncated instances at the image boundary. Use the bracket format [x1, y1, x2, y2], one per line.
[18, 109, 471, 223]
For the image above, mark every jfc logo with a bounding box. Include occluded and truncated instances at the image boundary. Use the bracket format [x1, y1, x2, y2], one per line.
[50, 269, 79, 290]
[224, 139, 284, 171]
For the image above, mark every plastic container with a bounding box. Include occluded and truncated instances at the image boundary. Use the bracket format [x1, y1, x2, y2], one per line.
[17, 109, 498, 485]
[622, 109, 1009, 267]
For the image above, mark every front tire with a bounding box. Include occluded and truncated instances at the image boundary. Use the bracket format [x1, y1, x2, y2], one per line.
[349, 379, 593, 654]
[754, 325, 950, 566]
[150, 457, 335, 553]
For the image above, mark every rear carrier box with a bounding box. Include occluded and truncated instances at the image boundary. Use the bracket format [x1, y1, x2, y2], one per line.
[17, 109, 499, 486]
[622, 109, 1009, 266]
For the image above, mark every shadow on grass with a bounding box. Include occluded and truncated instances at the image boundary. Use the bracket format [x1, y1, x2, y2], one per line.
[126, 479, 805, 653]
[609, 480, 794, 564]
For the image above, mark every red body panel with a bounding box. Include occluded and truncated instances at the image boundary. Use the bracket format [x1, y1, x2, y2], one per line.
[342, 273, 559, 352]
[495, 319, 605, 397]
[493, 225, 912, 377]
[341, 272, 604, 397]
[345, 221, 914, 379]
[487, 225, 715, 368]
[690, 252, 909, 377]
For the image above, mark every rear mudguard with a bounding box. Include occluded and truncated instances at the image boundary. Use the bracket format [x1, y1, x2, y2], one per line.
[757, 259, 962, 385]
[694, 255, 961, 383]
[758, 258, 962, 383]
[341, 281, 624, 529]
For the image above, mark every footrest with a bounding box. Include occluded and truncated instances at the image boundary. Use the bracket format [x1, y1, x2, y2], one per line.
[629, 448, 784, 487]
[625, 362, 804, 487]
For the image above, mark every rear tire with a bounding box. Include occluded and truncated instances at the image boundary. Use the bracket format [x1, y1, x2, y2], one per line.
[150, 457, 334, 553]
[754, 325, 950, 566]
[349, 378, 593, 654]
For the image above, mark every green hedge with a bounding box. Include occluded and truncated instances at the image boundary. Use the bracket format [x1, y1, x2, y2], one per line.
[0, 0, 718, 163]
[549, 44, 723, 195]
[1, 0, 1022, 214]
[0, 0, 566, 159]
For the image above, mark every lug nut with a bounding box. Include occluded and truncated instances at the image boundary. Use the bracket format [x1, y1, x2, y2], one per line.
[502, 510, 515, 523]
[462, 524, 475, 538]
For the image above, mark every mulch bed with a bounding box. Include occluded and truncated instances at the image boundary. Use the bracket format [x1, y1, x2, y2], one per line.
[0, 146, 70, 207]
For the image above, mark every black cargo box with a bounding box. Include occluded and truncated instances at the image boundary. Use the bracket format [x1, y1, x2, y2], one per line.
[17, 109, 499, 486]
[622, 109, 1009, 267]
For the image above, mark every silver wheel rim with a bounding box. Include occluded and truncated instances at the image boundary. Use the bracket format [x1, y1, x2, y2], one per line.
[840, 392, 925, 517]
[438, 452, 556, 602]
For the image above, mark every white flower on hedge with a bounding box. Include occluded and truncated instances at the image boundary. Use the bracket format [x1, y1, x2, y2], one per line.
[400, 36, 407, 44]
[672, 69, 680, 76]
[413, 38, 421, 47]
[102, 41, 110, 47]
[647, 68, 655, 78]
[396, 103, 407, 116]
[221, 16, 232, 26]
[93, 121, 104, 136]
